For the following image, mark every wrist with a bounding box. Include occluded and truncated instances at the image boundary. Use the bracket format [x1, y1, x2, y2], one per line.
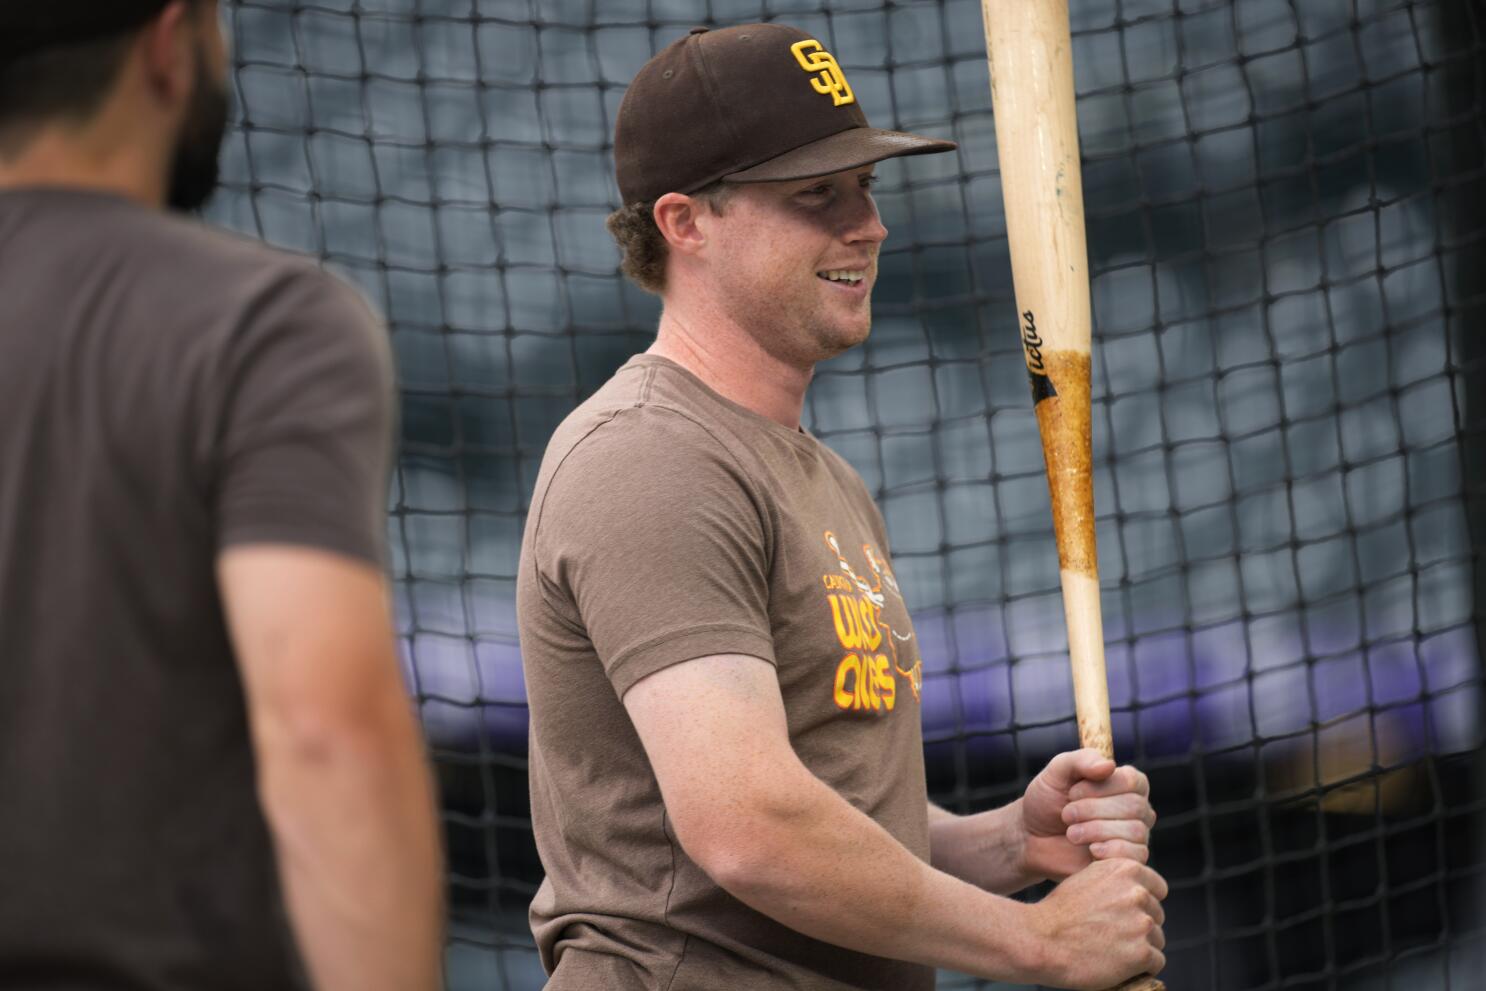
[1005, 897, 1054, 984]
[1006, 798, 1047, 887]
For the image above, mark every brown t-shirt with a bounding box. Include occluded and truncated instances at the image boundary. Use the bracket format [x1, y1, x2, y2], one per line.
[518, 355, 933, 990]
[0, 189, 394, 990]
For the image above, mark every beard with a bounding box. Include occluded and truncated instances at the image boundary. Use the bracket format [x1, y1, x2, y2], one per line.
[717, 269, 874, 369]
[166, 42, 230, 213]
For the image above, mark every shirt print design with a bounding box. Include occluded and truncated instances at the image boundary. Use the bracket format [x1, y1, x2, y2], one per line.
[820, 530, 923, 713]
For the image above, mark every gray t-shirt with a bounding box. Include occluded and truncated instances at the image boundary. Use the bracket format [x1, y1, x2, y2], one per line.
[518, 355, 933, 990]
[0, 189, 395, 990]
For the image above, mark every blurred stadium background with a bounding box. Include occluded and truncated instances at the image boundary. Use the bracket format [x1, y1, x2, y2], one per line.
[209, 0, 1485, 988]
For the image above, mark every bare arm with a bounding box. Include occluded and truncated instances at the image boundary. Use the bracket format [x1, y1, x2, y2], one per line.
[928, 801, 1042, 895]
[624, 654, 1166, 987]
[219, 546, 444, 991]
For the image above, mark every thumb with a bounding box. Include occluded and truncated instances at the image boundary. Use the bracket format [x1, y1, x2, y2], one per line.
[1040, 748, 1116, 792]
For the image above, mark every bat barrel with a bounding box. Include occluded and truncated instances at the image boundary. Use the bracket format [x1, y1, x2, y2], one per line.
[980, 0, 1111, 759]
[982, 3, 1164, 989]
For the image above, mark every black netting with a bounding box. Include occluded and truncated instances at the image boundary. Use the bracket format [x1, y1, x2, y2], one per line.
[213, 1, 1486, 988]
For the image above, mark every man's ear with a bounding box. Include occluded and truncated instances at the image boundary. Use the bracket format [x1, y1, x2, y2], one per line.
[653, 192, 711, 257]
[135, 0, 198, 109]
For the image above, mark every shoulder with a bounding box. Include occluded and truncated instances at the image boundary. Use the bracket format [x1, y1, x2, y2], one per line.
[526, 398, 774, 562]
[78, 202, 384, 357]
[151, 221, 391, 383]
[168, 215, 378, 331]
[541, 400, 750, 504]
[94, 201, 328, 297]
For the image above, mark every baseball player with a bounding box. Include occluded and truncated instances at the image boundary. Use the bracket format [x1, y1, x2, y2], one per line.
[518, 21, 1167, 991]
[0, 4, 442, 989]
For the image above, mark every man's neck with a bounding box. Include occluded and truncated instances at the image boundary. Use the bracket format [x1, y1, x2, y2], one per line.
[0, 119, 166, 207]
[648, 299, 813, 431]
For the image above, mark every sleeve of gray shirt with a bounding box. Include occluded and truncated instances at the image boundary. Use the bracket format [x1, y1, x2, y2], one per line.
[211, 267, 396, 566]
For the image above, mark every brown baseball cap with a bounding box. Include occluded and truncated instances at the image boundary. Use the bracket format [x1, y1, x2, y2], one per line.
[614, 23, 957, 205]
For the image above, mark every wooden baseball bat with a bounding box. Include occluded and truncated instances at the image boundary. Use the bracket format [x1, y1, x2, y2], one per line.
[980, 1, 1165, 989]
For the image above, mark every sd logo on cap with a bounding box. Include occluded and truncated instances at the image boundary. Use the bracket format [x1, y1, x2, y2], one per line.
[790, 39, 855, 107]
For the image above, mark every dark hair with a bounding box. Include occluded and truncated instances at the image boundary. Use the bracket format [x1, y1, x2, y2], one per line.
[605, 181, 733, 295]
[0, 32, 139, 155]
[0, 0, 209, 156]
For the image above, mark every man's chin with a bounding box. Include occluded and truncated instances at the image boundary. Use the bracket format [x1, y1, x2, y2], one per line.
[817, 317, 872, 360]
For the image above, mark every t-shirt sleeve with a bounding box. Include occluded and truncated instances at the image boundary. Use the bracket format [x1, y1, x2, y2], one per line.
[211, 267, 395, 565]
[530, 407, 775, 696]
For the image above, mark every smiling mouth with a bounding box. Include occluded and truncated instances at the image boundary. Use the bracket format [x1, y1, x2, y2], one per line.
[817, 269, 867, 285]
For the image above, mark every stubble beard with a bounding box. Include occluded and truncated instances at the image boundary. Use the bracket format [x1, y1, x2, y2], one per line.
[809, 282, 874, 361]
[710, 252, 876, 367]
[766, 295, 870, 368]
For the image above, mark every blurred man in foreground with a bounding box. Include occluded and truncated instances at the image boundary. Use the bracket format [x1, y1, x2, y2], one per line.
[0, 4, 442, 988]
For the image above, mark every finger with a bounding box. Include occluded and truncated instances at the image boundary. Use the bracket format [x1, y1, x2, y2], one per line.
[1087, 839, 1149, 863]
[1040, 748, 1116, 793]
[1146, 947, 1167, 976]
[1068, 765, 1150, 802]
[1138, 889, 1166, 926]
[1063, 793, 1156, 828]
[1149, 922, 1166, 951]
[1134, 865, 1170, 901]
[1068, 815, 1149, 845]
[1069, 766, 1147, 808]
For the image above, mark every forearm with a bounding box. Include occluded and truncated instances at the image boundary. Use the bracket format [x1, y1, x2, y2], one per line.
[928, 799, 1044, 895]
[711, 775, 1046, 982]
[256, 700, 444, 991]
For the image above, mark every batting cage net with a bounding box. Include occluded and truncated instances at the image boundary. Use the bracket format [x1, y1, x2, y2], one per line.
[212, 1, 1485, 988]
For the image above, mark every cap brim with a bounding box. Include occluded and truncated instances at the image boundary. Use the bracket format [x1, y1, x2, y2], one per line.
[722, 127, 957, 185]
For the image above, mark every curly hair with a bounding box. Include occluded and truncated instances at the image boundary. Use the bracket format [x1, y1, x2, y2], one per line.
[605, 181, 734, 295]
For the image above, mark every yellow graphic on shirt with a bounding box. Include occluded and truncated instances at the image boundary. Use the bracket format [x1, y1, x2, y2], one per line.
[821, 530, 922, 713]
[790, 39, 856, 107]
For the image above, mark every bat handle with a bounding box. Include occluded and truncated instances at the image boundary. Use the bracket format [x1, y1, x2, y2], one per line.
[1066, 584, 1166, 991]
